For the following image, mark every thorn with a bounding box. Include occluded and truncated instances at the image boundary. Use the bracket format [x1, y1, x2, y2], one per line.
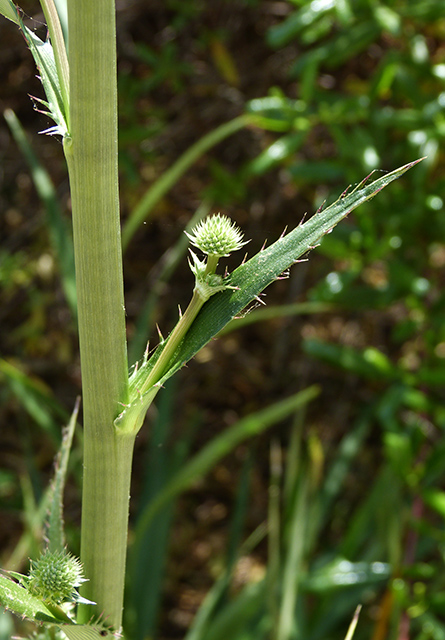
[260, 239, 267, 251]
[293, 258, 309, 265]
[143, 341, 150, 363]
[362, 171, 375, 185]
[279, 225, 288, 239]
[241, 252, 248, 265]
[253, 294, 267, 306]
[340, 185, 350, 198]
[156, 324, 164, 342]
[316, 201, 325, 213]
[276, 269, 290, 280]
[178, 304, 182, 319]
[298, 212, 308, 226]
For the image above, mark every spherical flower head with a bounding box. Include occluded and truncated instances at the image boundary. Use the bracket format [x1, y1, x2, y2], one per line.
[185, 214, 246, 257]
[27, 549, 86, 604]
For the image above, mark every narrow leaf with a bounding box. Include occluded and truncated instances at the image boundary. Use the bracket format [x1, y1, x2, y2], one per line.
[0, 0, 20, 24]
[0, 358, 69, 443]
[40, 0, 70, 122]
[1, 5, 68, 136]
[155, 159, 423, 384]
[122, 115, 250, 250]
[132, 386, 320, 554]
[344, 606, 362, 640]
[46, 398, 80, 552]
[303, 340, 399, 382]
[305, 558, 390, 592]
[24, 26, 68, 136]
[220, 301, 333, 334]
[4, 108, 76, 314]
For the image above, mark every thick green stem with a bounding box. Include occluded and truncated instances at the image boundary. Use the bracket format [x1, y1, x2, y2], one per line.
[66, 0, 131, 630]
[79, 431, 135, 625]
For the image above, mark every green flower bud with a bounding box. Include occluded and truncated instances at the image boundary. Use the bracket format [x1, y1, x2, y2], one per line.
[185, 213, 246, 257]
[27, 549, 86, 604]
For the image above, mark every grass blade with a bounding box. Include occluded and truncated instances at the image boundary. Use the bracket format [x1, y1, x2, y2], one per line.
[219, 302, 334, 335]
[4, 108, 76, 316]
[344, 605, 362, 640]
[132, 386, 320, 565]
[277, 471, 310, 640]
[121, 115, 250, 250]
[127, 379, 192, 640]
[0, 358, 69, 444]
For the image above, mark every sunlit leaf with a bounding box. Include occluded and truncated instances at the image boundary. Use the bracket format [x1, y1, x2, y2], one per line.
[0, 574, 66, 624]
[159, 160, 423, 385]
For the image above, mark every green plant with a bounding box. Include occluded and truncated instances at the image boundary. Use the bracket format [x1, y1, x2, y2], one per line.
[0, 0, 423, 638]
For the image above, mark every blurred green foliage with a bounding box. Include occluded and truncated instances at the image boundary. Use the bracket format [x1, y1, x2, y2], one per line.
[2, 0, 445, 639]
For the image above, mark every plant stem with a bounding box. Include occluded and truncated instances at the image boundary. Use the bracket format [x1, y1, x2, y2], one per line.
[142, 290, 206, 391]
[141, 252, 224, 391]
[65, 0, 131, 630]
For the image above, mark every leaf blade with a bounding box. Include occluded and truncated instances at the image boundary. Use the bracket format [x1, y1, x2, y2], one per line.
[133, 385, 319, 544]
[46, 399, 80, 552]
[162, 159, 424, 381]
[0, 0, 20, 24]
[0, 574, 64, 624]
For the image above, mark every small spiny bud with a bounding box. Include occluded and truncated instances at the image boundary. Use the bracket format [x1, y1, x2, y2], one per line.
[185, 213, 247, 257]
[27, 549, 86, 604]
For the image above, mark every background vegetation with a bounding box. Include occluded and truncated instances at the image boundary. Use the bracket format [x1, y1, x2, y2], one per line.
[1, 1, 444, 639]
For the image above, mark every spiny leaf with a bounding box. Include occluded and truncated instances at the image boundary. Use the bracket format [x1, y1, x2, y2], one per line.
[0, 573, 115, 637]
[46, 399, 80, 552]
[151, 159, 424, 386]
[0, 574, 68, 624]
[25, 26, 68, 136]
[114, 380, 162, 434]
[0, 2, 68, 136]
